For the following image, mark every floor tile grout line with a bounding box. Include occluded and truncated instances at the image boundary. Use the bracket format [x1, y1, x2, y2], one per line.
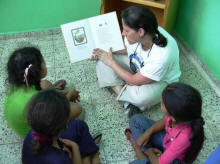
[0, 142, 22, 146]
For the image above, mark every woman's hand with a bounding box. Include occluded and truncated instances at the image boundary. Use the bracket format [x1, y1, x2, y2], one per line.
[92, 48, 115, 67]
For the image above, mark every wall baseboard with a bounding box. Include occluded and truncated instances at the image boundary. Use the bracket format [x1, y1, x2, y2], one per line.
[176, 35, 220, 97]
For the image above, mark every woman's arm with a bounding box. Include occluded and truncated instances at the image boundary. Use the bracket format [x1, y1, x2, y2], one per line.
[137, 118, 165, 147]
[112, 49, 127, 55]
[110, 61, 153, 85]
[93, 48, 153, 85]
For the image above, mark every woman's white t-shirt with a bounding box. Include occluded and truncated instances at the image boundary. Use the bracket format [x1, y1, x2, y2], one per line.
[124, 27, 181, 84]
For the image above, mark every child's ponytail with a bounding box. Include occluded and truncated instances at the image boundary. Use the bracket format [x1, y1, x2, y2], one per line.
[184, 117, 205, 163]
[26, 64, 42, 90]
[31, 131, 53, 155]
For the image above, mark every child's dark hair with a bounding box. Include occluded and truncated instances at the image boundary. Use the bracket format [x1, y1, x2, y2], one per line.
[122, 5, 167, 47]
[162, 82, 205, 163]
[26, 89, 70, 154]
[7, 47, 44, 90]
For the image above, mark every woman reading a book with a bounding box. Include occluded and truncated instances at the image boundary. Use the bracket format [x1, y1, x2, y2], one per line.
[92, 5, 181, 117]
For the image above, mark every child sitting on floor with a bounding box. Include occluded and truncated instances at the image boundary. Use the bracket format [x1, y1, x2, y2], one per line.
[125, 82, 205, 164]
[22, 89, 102, 164]
[4, 47, 81, 138]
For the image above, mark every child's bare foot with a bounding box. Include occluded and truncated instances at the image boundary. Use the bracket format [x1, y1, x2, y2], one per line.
[92, 133, 102, 146]
[125, 129, 135, 143]
[124, 129, 140, 149]
[92, 133, 102, 144]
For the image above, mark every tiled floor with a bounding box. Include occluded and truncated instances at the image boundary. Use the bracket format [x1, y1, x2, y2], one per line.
[0, 29, 220, 164]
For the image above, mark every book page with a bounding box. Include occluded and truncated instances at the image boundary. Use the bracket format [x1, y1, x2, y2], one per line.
[89, 12, 124, 52]
[61, 19, 95, 63]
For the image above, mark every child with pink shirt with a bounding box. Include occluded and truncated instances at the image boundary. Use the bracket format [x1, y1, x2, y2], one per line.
[125, 82, 205, 164]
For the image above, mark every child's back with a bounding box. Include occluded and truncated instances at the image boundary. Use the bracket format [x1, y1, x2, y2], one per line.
[4, 47, 44, 137]
[4, 85, 38, 137]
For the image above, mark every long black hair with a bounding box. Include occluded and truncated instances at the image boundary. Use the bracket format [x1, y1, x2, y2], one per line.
[26, 89, 70, 154]
[7, 47, 44, 90]
[162, 82, 205, 163]
[122, 5, 167, 47]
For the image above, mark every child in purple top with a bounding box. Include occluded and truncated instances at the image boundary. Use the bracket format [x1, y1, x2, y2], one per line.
[125, 82, 205, 164]
[22, 89, 101, 164]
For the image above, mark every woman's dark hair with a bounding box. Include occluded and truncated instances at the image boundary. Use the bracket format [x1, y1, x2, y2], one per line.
[122, 5, 167, 47]
[162, 82, 205, 163]
[7, 47, 44, 90]
[26, 89, 70, 154]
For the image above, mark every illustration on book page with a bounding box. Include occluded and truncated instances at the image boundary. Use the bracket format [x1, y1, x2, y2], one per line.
[71, 27, 87, 46]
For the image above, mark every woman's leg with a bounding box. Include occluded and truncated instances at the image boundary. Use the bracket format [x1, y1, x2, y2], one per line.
[112, 85, 124, 96]
[96, 54, 131, 89]
[117, 81, 167, 111]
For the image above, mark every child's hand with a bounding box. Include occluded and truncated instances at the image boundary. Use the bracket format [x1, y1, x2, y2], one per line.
[145, 147, 162, 158]
[67, 90, 80, 102]
[152, 148, 162, 157]
[59, 138, 79, 160]
[136, 132, 150, 148]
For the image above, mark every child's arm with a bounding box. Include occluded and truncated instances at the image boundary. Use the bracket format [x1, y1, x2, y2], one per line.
[69, 102, 82, 120]
[137, 118, 165, 147]
[59, 138, 82, 164]
[71, 141, 83, 164]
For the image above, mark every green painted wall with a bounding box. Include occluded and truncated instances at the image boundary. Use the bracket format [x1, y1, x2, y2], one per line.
[0, 0, 101, 34]
[174, 0, 220, 82]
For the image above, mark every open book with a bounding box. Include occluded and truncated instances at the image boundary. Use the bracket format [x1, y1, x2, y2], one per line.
[61, 12, 124, 63]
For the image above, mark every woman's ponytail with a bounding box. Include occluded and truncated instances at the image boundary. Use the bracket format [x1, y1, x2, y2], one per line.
[152, 29, 167, 47]
[184, 117, 205, 163]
